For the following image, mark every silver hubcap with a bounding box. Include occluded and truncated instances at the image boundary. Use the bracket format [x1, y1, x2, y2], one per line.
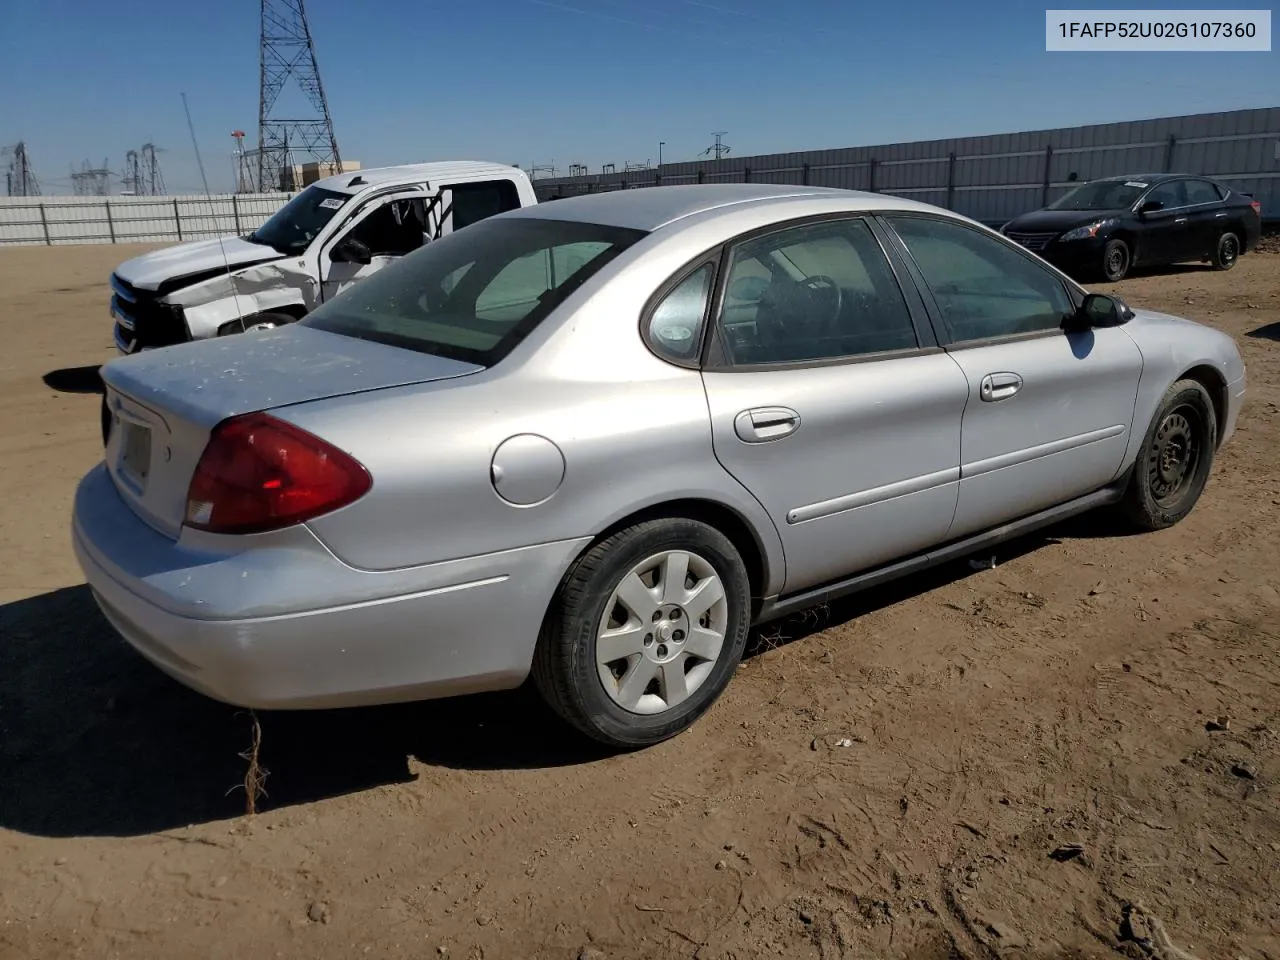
[595, 550, 728, 715]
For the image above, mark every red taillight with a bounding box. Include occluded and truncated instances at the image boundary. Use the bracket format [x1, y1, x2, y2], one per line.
[185, 413, 371, 535]
[1250, 200, 1262, 217]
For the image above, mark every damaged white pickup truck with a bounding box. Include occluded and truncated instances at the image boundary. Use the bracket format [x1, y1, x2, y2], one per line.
[108, 161, 538, 354]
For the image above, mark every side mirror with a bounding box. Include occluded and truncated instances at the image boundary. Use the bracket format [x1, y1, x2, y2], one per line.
[332, 237, 372, 265]
[1069, 293, 1130, 330]
[1138, 200, 1164, 216]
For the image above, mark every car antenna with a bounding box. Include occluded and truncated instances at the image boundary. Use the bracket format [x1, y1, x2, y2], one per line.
[182, 92, 246, 326]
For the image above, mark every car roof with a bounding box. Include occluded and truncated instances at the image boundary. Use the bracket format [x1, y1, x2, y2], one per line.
[1089, 172, 1211, 185]
[503, 183, 952, 232]
[312, 160, 524, 195]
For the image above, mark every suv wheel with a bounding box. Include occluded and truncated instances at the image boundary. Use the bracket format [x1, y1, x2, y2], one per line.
[532, 518, 751, 748]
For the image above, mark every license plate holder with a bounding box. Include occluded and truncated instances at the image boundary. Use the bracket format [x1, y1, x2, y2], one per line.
[119, 420, 152, 488]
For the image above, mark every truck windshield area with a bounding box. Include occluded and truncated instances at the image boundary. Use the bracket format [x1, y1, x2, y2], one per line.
[301, 218, 647, 366]
[1047, 180, 1146, 212]
[248, 185, 352, 254]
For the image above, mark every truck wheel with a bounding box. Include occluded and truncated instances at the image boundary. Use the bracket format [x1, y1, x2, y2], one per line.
[1211, 231, 1240, 271]
[1102, 239, 1131, 281]
[218, 311, 297, 336]
[532, 518, 751, 749]
[1120, 378, 1217, 532]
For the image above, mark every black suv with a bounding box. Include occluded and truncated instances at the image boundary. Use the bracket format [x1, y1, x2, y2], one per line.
[1001, 173, 1262, 282]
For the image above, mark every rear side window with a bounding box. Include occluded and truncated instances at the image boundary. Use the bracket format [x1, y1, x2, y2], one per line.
[645, 265, 713, 363]
[302, 218, 646, 365]
[1185, 179, 1224, 205]
[450, 179, 522, 230]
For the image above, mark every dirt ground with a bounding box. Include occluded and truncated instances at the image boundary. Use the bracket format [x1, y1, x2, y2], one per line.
[1, 240, 1278, 960]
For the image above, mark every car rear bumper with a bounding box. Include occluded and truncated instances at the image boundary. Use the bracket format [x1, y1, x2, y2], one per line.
[72, 462, 590, 709]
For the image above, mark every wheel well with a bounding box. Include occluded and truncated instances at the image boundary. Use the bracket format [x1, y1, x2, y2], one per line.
[591, 499, 770, 613]
[216, 304, 308, 337]
[1181, 364, 1228, 446]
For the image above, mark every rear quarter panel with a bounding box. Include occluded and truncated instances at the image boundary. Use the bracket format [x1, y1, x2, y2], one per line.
[280, 364, 783, 590]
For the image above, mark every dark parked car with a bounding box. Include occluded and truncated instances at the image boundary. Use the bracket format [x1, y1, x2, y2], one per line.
[1001, 173, 1262, 282]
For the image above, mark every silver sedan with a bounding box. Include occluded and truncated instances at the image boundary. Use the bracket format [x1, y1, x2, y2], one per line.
[73, 184, 1246, 748]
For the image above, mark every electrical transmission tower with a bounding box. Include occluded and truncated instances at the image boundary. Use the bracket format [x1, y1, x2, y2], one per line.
[258, 0, 342, 192]
[3, 141, 40, 196]
[71, 159, 111, 196]
[121, 150, 143, 194]
[700, 131, 731, 160]
[141, 143, 166, 195]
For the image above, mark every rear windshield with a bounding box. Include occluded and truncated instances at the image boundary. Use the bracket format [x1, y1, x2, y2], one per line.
[301, 217, 647, 365]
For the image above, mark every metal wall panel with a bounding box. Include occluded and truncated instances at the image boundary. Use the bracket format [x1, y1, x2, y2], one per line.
[0, 193, 294, 246]
[533, 107, 1280, 221]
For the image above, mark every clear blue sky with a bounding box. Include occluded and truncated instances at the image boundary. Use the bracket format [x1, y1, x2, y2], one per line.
[1, 0, 1276, 194]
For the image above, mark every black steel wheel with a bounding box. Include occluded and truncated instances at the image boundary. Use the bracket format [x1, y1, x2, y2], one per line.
[1212, 231, 1240, 271]
[1102, 238, 1131, 282]
[1121, 379, 1217, 531]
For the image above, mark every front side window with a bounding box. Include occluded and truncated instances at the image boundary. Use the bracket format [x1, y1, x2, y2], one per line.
[342, 197, 426, 257]
[302, 218, 646, 365]
[716, 218, 918, 365]
[249, 185, 352, 254]
[1145, 180, 1189, 210]
[887, 216, 1073, 343]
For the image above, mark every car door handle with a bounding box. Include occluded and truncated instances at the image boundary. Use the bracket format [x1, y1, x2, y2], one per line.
[1173, 217, 1188, 224]
[734, 406, 801, 443]
[979, 372, 1023, 402]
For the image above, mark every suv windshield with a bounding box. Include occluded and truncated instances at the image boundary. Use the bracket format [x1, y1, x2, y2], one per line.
[301, 217, 647, 365]
[248, 185, 352, 254]
[1047, 179, 1147, 212]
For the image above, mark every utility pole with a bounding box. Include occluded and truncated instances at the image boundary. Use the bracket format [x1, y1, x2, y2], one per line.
[258, 0, 342, 192]
[701, 131, 731, 161]
[659, 141, 665, 166]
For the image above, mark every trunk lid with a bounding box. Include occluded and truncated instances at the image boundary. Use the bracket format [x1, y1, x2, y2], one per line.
[100, 325, 483, 538]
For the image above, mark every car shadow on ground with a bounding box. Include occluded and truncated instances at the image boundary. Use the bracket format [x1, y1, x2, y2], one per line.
[0, 512, 1127, 840]
[42, 366, 104, 395]
[1247, 321, 1280, 341]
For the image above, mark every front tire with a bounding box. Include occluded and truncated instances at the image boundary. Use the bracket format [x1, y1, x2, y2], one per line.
[1211, 231, 1240, 271]
[532, 518, 751, 748]
[1121, 379, 1217, 531]
[1102, 238, 1131, 282]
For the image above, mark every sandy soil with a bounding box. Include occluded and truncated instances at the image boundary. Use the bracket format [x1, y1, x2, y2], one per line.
[1, 241, 1278, 960]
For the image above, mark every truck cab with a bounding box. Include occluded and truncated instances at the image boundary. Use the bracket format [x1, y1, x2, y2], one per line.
[109, 161, 537, 354]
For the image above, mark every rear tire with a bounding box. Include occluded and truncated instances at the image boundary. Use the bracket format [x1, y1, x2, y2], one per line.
[1120, 378, 1217, 532]
[1102, 238, 1131, 282]
[532, 518, 751, 749]
[1211, 231, 1240, 271]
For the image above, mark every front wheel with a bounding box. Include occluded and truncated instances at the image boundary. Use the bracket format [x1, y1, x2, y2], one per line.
[532, 518, 752, 748]
[1121, 379, 1217, 531]
[1102, 238, 1131, 282]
